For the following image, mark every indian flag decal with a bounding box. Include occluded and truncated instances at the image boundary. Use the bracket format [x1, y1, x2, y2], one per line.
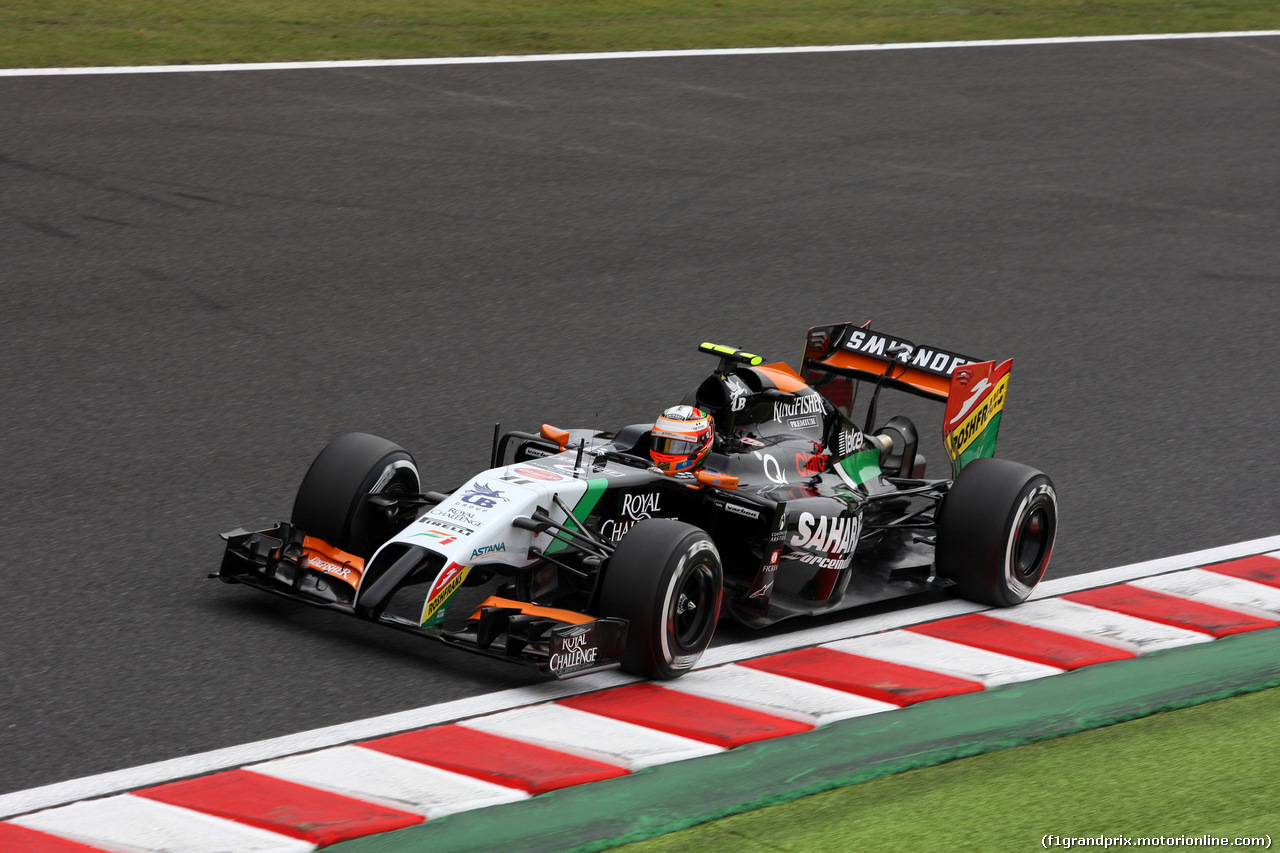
[414, 529, 458, 546]
[943, 358, 1012, 475]
[421, 561, 472, 627]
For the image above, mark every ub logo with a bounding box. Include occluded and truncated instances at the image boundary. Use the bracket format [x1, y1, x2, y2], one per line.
[460, 482, 507, 509]
[726, 375, 751, 413]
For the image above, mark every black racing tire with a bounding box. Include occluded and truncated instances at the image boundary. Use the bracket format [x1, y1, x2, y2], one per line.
[599, 519, 723, 680]
[936, 458, 1058, 608]
[290, 432, 420, 559]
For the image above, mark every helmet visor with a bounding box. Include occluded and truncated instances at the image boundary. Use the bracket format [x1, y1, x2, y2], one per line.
[652, 435, 703, 457]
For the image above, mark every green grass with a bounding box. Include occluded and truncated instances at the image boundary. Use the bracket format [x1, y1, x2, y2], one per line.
[3, 1, 1280, 69]
[613, 686, 1280, 853]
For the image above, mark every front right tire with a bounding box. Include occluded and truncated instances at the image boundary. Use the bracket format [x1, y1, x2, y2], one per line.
[599, 519, 723, 679]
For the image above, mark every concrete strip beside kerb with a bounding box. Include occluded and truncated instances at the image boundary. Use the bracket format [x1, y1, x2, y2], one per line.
[327, 627, 1280, 853]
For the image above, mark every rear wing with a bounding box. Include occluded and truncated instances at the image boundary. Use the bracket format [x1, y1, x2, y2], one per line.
[800, 322, 1011, 476]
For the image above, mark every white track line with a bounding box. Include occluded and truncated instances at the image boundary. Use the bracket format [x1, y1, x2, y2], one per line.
[1, 534, 1277, 820]
[1034, 543, 1280, 598]
[2, 31, 1278, 78]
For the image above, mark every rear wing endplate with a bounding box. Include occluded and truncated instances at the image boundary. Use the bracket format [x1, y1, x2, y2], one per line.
[941, 358, 1012, 476]
[800, 322, 1012, 475]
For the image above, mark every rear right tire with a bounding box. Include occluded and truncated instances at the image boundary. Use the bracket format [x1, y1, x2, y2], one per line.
[935, 458, 1057, 607]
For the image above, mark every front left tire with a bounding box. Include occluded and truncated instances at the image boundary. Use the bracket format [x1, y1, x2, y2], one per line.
[291, 432, 420, 559]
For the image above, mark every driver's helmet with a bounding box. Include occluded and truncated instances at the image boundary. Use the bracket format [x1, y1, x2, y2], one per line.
[650, 405, 715, 473]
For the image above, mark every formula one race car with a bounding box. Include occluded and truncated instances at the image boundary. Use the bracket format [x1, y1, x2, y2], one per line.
[217, 323, 1057, 680]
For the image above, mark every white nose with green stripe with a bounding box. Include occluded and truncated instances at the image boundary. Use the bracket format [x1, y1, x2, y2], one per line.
[390, 459, 610, 570]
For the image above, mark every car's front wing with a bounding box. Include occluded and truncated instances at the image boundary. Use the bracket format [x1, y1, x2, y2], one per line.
[216, 524, 627, 678]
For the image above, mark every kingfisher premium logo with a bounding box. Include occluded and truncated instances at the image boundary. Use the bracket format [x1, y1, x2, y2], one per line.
[726, 375, 751, 412]
[773, 394, 824, 422]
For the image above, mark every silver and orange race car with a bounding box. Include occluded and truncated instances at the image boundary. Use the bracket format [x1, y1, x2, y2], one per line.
[216, 323, 1057, 680]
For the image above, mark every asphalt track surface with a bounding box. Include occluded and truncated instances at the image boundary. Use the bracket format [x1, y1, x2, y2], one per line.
[2, 35, 1279, 797]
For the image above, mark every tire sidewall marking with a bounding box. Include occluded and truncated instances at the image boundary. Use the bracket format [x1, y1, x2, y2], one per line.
[370, 458, 419, 493]
[350, 456, 420, 551]
[1002, 482, 1057, 596]
[658, 538, 718, 671]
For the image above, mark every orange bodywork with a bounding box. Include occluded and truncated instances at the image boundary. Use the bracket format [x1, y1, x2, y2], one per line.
[469, 596, 594, 625]
[757, 362, 810, 393]
[695, 470, 739, 490]
[301, 536, 365, 588]
[541, 424, 570, 451]
[813, 348, 952, 399]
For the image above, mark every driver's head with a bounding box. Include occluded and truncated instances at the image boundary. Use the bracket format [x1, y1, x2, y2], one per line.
[650, 405, 714, 473]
